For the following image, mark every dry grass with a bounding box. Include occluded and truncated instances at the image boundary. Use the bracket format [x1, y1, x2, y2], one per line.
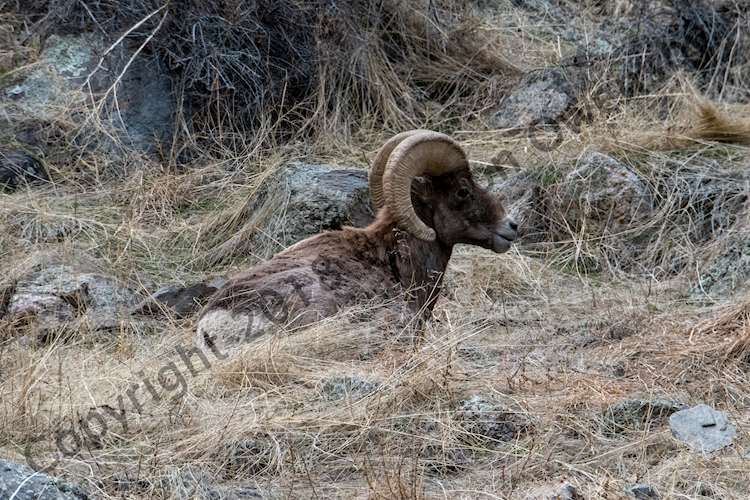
[2, 227, 750, 498]
[1, 1, 750, 499]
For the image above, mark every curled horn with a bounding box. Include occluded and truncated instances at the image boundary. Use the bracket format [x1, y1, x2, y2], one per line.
[368, 130, 430, 209]
[383, 131, 469, 241]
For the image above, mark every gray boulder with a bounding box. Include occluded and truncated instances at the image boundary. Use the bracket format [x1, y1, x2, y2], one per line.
[525, 480, 584, 500]
[3, 254, 137, 340]
[455, 395, 529, 445]
[554, 482, 583, 500]
[4, 33, 173, 152]
[498, 0, 743, 98]
[4, 33, 100, 119]
[0, 458, 88, 500]
[669, 404, 736, 453]
[551, 151, 652, 237]
[491, 69, 575, 130]
[627, 483, 660, 499]
[207, 162, 373, 264]
[691, 217, 750, 300]
[106, 57, 174, 151]
[0, 149, 47, 190]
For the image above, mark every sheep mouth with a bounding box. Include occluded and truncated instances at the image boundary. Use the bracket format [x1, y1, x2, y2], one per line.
[490, 230, 516, 253]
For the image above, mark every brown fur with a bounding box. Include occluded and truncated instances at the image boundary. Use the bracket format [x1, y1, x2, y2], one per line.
[200, 169, 515, 336]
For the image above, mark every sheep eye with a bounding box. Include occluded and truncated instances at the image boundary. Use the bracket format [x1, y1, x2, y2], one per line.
[456, 187, 470, 199]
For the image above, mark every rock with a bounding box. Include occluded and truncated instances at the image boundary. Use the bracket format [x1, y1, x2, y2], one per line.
[669, 404, 736, 453]
[207, 162, 374, 264]
[491, 69, 575, 130]
[601, 397, 685, 435]
[551, 151, 653, 237]
[691, 217, 750, 300]
[600, 1, 742, 96]
[525, 480, 584, 500]
[4, 33, 100, 119]
[627, 483, 660, 499]
[485, 0, 745, 109]
[4, 33, 173, 152]
[455, 395, 529, 445]
[0, 458, 89, 499]
[0, 149, 47, 190]
[4, 254, 137, 339]
[555, 482, 584, 500]
[508, 0, 743, 97]
[132, 276, 227, 318]
[319, 374, 379, 401]
[108, 56, 174, 151]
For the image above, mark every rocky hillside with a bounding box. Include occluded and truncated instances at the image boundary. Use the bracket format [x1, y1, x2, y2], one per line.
[1, 1, 749, 498]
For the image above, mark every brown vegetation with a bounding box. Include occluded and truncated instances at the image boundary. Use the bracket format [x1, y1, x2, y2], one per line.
[1, 1, 749, 499]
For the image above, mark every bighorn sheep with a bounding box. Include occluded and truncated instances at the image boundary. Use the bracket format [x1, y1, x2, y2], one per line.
[197, 130, 518, 353]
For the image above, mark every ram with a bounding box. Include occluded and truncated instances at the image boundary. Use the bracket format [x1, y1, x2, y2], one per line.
[197, 130, 518, 353]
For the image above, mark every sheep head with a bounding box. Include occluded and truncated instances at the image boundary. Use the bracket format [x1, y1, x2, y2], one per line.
[369, 130, 517, 253]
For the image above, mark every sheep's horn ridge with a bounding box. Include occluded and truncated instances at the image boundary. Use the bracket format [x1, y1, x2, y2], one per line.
[368, 130, 428, 209]
[383, 131, 469, 241]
